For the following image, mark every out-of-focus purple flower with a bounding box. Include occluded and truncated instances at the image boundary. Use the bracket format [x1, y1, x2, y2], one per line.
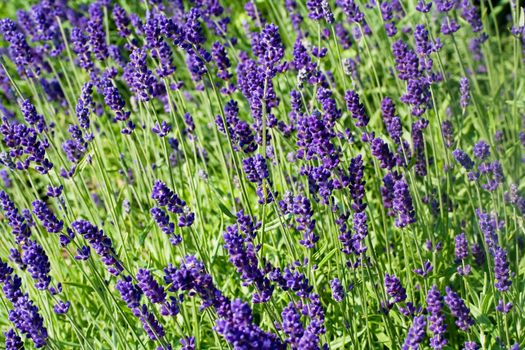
[0, 191, 31, 244]
[472, 141, 490, 160]
[393, 178, 416, 228]
[180, 336, 195, 350]
[441, 17, 460, 35]
[212, 41, 231, 80]
[336, 0, 364, 23]
[453, 149, 474, 170]
[151, 180, 194, 227]
[459, 77, 470, 108]
[463, 341, 480, 350]
[184, 8, 205, 47]
[223, 210, 273, 303]
[348, 155, 366, 212]
[494, 246, 512, 292]
[214, 298, 285, 349]
[441, 120, 454, 148]
[242, 154, 269, 184]
[444, 286, 474, 331]
[280, 193, 318, 248]
[476, 209, 498, 253]
[496, 299, 513, 313]
[460, 1, 483, 32]
[330, 278, 344, 302]
[282, 302, 305, 348]
[427, 285, 447, 349]
[0, 19, 39, 77]
[471, 243, 485, 266]
[371, 138, 396, 169]
[152, 121, 171, 138]
[0, 258, 48, 348]
[70, 27, 93, 71]
[416, 0, 432, 12]
[53, 300, 70, 315]
[76, 82, 93, 129]
[455, 233, 469, 261]
[86, 4, 108, 60]
[413, 260, 433, 277]
[435, 0, 455, 12]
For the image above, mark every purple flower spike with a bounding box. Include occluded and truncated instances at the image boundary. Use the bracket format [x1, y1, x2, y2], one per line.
[32, 200, 63, 233]
[444, 286, 474, 332]
[427, 285, 447, 349]
[402, 315, 426, 350]
[494, 247, 512, 292]
[137, 268, 166, 304]
[385, 273, 407, 303]
[393, 178, 416, 228]
[345, 90, 368, 127]
[330, 278, 344, 302]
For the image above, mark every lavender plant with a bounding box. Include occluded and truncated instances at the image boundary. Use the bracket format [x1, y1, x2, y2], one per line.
[0, 0, 524, 349]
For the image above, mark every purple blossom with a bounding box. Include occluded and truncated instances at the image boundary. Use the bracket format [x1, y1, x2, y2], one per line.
[496, 299, 513, 313]
[402, 315, 426, 350]
[223, 211, 273, 303]
[336, 0, 364, 23]
[453, 149, 474, 170]
[124, 48, 157, 102]
[242, 154, 269, 184]
[473, 141, 490, 160]
[53, 300, 70, 315]
[444, 286, 474, 331]
[345, 90, 368, 127]
[20, 239, 51, 291]
[460, 77, 470, 108]
[71, 220, 123, 275]
[441, 17, 460, 35]
[76, 82, 93, 129]
[385, 273, 406, 303]
[282, 302, 305, 348]
[137, 268, 166, 304]
[4, 329, 23, 350]
[393, 178, 416, 228]
[455, 233, 469, 261]
[330, 278, 344, 302]
[494, 247, 512, 292]
[427, 285, 447, 349]
[32, 200, 63, 233]
[381, 97, 402, 144]
[112, 5, 131, 37]
[20, 100, 46, 133]
[86, 4, 108, 60]
[0, 191, 31, 243]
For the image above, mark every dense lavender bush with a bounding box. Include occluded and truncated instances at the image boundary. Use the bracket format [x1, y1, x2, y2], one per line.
[0, 0, 523, 349]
